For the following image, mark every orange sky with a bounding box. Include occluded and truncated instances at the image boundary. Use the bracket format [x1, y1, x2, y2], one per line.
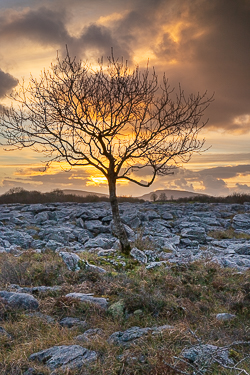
[0, 0, 250, 196]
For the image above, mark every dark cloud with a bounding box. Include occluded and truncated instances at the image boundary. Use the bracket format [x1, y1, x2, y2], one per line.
[236, 183, 250, 192]
[0, 7, 71, 47]
[187, 0, 250, 131]
[0, 69, 18, 98]
[0, 6, 130, 61]
[110, 0, 250, 131]
[199, 165, 250, 179]
[200, 175, 229, 195]
[0, 0, 249, 133]
[150, 164, 250, 196]
[192, 153, 250, 164]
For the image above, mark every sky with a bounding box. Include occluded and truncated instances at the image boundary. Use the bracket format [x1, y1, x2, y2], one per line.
[0, 0, 250, 197]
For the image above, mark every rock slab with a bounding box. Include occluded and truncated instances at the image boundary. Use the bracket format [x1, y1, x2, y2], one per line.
[29, 345, 97, 370]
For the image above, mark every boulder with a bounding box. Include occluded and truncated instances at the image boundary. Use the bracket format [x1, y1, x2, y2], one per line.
[26, 312, 55, 324]
[84, 220, 110, 234]
[0, 229, 33, 249]
[181, 227, 206, 243]
[145, 210, 160, 220]
[0, 326, 12, 338]
[0, 291, 39, 311]
[121, 213, 141, 229]
[29, 345, 97, 370]
[84, 234, 119, 249]
[59, 317, 87, 328]
[232, 243, 250, 255]
[161, 212, 174, 220]
[146, 261, 167, 269]
[75, 328, 103, 342]
[65, 293, 108, 310]
[85, 262, 107, 274]
[233, 213, 250, 230]
[182, 344, 233, 366]
[216, 313, 236, 321]
[130, 248, 147, 264]
[34, 211, 49, 224]
[59, 252, 81, 271]
[108, 325, 174, 346]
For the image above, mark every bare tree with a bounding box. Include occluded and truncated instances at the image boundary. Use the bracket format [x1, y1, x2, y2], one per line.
[159, 192, 167, 201]
[0, 49, 213, 254]
[150, 193, 158, 202]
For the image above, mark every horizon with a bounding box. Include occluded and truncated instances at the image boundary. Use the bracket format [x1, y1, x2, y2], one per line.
[0, 0, 249, 197]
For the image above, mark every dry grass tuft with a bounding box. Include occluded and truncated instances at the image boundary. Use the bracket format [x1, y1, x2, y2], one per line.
[1, 250, 250, 374]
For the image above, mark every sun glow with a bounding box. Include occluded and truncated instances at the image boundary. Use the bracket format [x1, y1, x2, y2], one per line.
[86, 176, 129, 186]
[87, 176, 108, 186]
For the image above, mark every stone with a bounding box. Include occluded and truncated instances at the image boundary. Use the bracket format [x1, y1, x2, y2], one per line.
[29, 345, 97, 370]
[23, 368, 37, 375]
[34, 211, 49, 224]
[146, 261, 167, 269]
[0, 326, 12, 338]
[26, 312, 55, 324]
[84, 234, 118, 249]
[0, 291, 39, 311]
[161, 212, 174, 220]
[145, 210, 160, 220]
[133, 309, 143, 316]
[59, 317, 87, 328]
[84, 220, 110, 234]
[2, 200, 250, 274]
[97, 249, 117, 256]
[0, 229, 33, 249]
[75, 328, 103, 342]
[182, 344, 233, 366]
[76, 229, 92, 244]
[233, 213, 250, 230]
[181, 227, 206, 243]
[121, 213, 141, 229]
[124, 224, 136, 241]
[85, 262, 107, 273]
[108, 325, 174, 346]
[130, 247, 147, 264]
[232, 243, 250, 255]
[59, 252, 81, 271]
[65, 293, 108, 309]
[30, 286, 62, 295]
[216, 313, 236, 321]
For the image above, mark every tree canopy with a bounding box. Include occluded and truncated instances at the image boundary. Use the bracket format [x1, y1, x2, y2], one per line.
[0, 50, 213, 253]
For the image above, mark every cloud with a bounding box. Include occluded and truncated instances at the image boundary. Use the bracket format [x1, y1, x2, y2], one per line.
[0, 7, 70, 47]
[236, 183, 250, 192]
[148, 164, 250, 196]
[0, 69, 18, 98]
[0, 0, 249, 134]
[200, 175, 229, 195]
[199, 165, 250, 179]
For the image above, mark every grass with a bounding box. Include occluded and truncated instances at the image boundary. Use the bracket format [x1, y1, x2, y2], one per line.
[1, 250, 250, 374]
[208, 228, 250, 240]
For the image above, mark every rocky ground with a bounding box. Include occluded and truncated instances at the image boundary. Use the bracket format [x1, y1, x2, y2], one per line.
[1, 201, 250, 374]
[1, 200, 250, 270]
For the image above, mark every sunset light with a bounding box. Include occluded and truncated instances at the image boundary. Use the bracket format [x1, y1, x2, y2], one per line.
[0, 0, 249, 197]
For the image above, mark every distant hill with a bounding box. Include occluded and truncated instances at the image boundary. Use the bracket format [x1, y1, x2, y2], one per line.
[62, 188, 206, 201]
[137, 189, 207, 201]
[62, 189, 108, 198]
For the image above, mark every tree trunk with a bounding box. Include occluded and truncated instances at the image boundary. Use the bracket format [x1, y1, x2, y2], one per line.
[108, 177, 131, 255]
